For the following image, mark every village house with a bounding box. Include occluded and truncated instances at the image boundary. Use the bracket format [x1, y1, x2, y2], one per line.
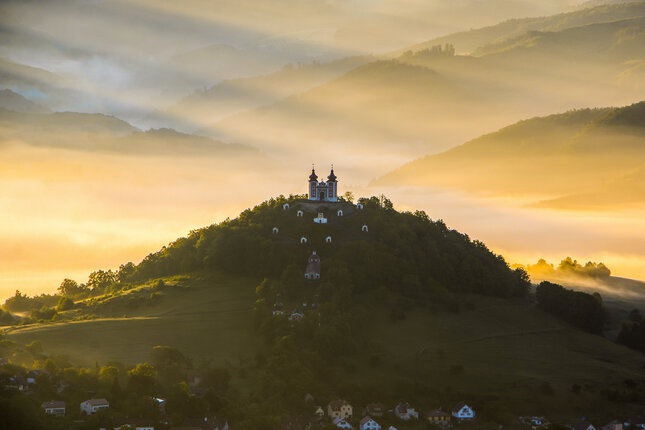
[4, 375, 28, 391]
[328, 399, 353, 420]
[424, 410, 451, 427]
[152, 397, 166, 415]
[305, 252, 321, 280]
[601, 420, 622, 430]
[625, 415, 645, 430]
[26, 370, 39, 385]
[520, 416, 550, 429]
[363, 403, 385, 417]
[395, 402, 419, 420]
[333, 416, 352, 429]
[360, 416, 381, 430]
[289, 310, 305, 321]
[41, 400, 66, 417]
[452, 403, 475, 422]
[314, 406, 325, 418]
[569, 420, 596, 430]
[114, 420, 155, 430]
[80, 398, 109, 414]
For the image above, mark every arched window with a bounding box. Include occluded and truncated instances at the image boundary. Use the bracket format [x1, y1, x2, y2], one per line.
[272, 227, 279, 235]
[337, 210, 343, 216]
[300, 237, 307, 244]
[362, 225, 368, 232]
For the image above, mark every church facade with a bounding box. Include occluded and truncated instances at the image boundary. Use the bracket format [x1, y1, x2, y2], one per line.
[308, 166, 338, 202]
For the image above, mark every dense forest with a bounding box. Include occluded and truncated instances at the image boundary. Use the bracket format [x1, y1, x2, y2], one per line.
[127, 195, 531, 300]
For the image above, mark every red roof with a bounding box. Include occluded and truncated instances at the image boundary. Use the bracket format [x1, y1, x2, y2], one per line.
[361, 416, 377, 425]
[328, 399, 350, 411]
[84, 398, 109, 406]
[42, 401, 65, 409]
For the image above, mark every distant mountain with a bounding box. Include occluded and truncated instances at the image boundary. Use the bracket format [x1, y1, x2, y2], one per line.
[0, 89, 50, 113]
[157, 55, 373, 131]
[0, 109, 139, 137]
[202, 59, 479, 157]
[202, 14, 645, 163]
[0, 109, 259, 156]
[375, 102, 645, 208]
[395, 1, 645, 54]
[475, 16, 645, 60]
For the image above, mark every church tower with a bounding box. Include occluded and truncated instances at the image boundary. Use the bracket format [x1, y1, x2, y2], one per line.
[308, 167, 319, 200]
[327, 167, 338, 202]
[308, 165, 338, 202]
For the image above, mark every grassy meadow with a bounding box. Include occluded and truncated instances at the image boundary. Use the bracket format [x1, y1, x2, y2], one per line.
[4, 272, 261, 367]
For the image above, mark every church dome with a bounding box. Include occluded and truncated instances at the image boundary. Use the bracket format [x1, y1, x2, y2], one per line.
[327, 168, 337, 182]
[309, 168, 318, 181]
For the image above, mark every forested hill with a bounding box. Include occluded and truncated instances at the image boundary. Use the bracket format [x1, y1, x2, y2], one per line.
[125, 195, 529, 300]
[7, 196, 642, 427]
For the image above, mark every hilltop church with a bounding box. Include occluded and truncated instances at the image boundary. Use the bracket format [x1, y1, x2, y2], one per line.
[308, 166, 338, 202]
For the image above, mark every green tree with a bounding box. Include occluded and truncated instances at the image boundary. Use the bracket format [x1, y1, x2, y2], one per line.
[127, 362, 157, 395]
[58, 279, 81, 297]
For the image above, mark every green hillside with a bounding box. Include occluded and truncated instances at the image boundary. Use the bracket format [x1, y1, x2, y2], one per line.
[6, 272, 259, 368]
[5, 196, 645, 424]
[375, 102, 645, 207]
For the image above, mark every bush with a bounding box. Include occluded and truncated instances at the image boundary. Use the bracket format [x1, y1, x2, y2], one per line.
[30, 306, 57, 322]
[56, 296, 74, 311]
